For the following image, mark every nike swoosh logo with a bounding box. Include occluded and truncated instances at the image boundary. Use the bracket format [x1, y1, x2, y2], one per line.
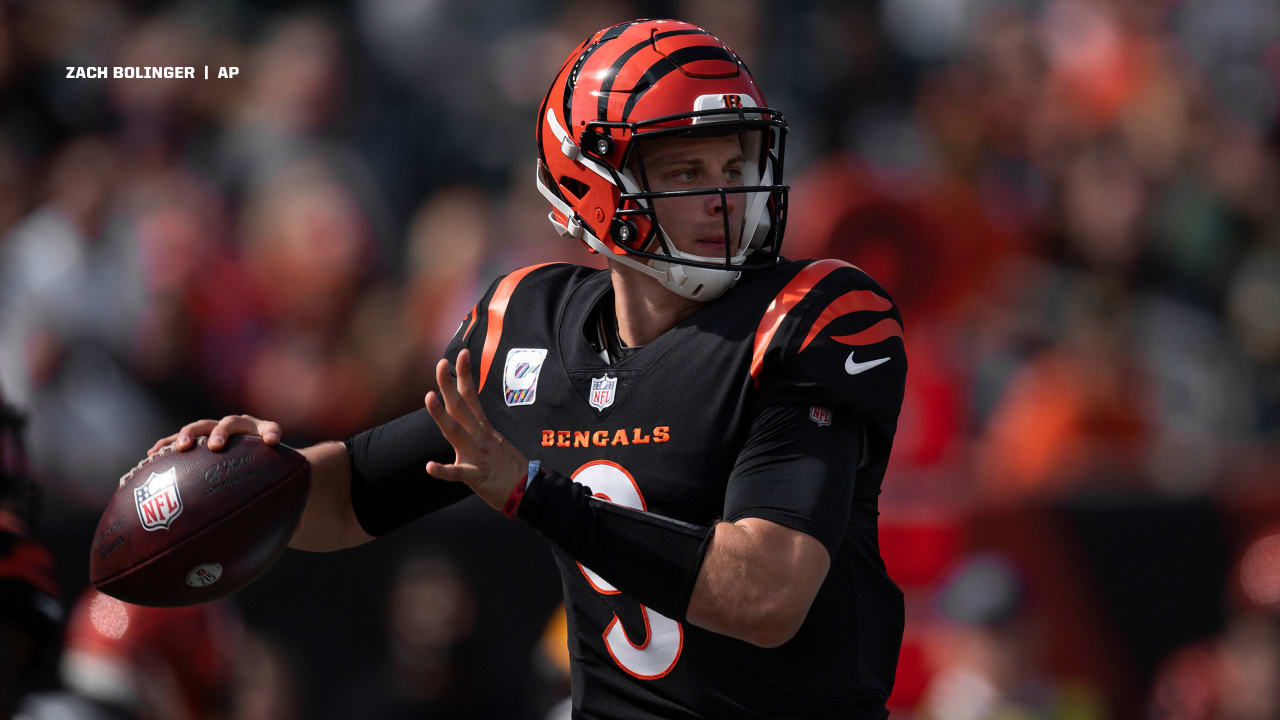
[845, 352, 890, 375]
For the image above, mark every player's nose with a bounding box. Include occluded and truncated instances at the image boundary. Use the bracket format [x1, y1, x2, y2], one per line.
[706, 190, 735, 216]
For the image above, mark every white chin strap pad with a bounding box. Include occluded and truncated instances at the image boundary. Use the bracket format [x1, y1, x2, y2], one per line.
[649, 257, 741, 301]
[580, 230, 740, 302]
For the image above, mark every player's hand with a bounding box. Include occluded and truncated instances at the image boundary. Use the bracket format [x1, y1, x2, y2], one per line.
[146, 415, 284, 457]
[424, 349, 528, 513]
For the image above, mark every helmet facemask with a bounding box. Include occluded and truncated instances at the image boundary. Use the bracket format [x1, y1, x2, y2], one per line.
[622, 129, 777, 261]
[585, 108, 788, 300]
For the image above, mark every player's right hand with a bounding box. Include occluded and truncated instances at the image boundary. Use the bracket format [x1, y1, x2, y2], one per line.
[146, 415, 283, 456]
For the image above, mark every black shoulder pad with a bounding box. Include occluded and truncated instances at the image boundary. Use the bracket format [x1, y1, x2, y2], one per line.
[751, 260, 906, 418]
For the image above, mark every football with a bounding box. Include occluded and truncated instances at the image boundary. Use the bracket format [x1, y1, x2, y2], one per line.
[89, 435, 310, 607]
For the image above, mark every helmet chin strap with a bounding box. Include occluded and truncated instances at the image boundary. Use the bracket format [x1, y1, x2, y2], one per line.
[539, 163, 744, 302]
[580, 231, 741, 301]
[612, 166, 746, 301]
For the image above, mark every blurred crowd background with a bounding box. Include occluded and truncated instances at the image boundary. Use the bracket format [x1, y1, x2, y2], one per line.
[1, 0, 1278, 718]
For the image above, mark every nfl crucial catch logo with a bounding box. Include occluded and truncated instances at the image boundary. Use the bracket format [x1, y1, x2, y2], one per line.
[503, 348, 548, 407]
[589, 374, 617, 411]
[134, 466, 183, 531]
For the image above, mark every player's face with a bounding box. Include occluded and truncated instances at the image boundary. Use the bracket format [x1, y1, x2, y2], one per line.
[634, 134, 747, 259]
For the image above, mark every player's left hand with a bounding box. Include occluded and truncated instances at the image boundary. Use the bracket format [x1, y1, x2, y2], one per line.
[424, 349, 529, 513]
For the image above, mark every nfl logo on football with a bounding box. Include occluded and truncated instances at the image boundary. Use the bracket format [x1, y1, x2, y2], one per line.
[809, 406, 832, 427]
[134, 466, 183, 531]
[589, 374, 617, 411]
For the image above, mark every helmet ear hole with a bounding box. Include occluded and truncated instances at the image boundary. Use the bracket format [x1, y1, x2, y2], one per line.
[559, 176, 589, 200]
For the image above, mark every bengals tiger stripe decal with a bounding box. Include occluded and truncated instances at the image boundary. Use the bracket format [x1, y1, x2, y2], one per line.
[799, 290, 896, 352]
[750, 260, 902, 386]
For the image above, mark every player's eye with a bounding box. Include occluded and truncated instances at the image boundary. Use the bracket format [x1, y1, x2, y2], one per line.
[724, 166, 743, 183]
[667, 168, 698, 183]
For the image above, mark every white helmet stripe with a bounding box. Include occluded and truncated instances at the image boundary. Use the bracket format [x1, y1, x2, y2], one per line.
[546, 108, 617, 187]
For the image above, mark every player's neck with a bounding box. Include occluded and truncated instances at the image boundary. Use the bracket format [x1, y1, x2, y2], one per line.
[607, 262, 701, 347]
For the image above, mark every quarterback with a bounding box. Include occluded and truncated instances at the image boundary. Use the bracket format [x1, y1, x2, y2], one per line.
[152, 19, 907, 718]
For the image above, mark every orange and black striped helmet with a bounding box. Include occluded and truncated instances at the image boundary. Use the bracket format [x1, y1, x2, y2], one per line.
[535, 19, 789, 301]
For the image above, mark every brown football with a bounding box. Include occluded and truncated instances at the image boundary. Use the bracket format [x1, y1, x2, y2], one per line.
[89, 435, 310, 607]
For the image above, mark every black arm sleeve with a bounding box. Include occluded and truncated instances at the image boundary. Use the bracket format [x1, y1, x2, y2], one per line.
[515, 406, 863, 619]
[346, 408, 472, 537]
[517, 470, 714, 622]
[724, 403, 864, 558]
[346, 275, 508, 537]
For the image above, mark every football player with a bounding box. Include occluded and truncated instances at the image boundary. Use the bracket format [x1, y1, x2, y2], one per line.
[151, 19, 907, 718]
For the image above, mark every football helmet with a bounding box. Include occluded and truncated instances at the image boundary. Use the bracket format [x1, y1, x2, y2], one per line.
[61, 590, 237, 720]
[536, 19, 789, 301]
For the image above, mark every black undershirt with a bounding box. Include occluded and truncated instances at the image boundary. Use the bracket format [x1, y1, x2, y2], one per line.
[587, 290, 642, 365]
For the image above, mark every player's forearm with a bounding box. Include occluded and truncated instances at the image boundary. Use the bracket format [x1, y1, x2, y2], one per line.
[289, 442, 374, 552]
[516, 469, 828, 648]
[686, 518, 829, 648]
[516, 468, 713, 621]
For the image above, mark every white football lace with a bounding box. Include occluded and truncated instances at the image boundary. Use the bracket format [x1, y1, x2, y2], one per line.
[117, 437, 206, 487]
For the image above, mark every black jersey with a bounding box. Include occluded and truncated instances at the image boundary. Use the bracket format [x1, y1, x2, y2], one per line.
[350, 259, 907, 719]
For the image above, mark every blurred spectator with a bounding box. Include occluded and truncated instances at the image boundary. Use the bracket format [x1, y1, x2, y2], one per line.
[0, 136, 171, 511]
[345, 185, 496, 420]
[533, 604, 572, 720]
[1226, 239, 1280, 439]
[124, 168, 233, 415]
[920, 553, 1106, 720]
[1149, 526, 1280, 720]
[213, 13, 343, 194]
[0, 137, 118, 403]
[402, 187, 493, 348]
[326, 550, 486, 720]
[0, 135, 31, 237]
[228, 632, 301, 720]
[236, 158, 379, 440]
[975, 277, 1149, 499]
[106, 15, 204, 166]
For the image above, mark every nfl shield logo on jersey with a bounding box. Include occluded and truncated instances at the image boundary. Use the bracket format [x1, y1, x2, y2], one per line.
[589, 374, 617, 411]
[503, 348, 548, 407]
[134, 466, 183, 531]
[809, 406, 832, 427]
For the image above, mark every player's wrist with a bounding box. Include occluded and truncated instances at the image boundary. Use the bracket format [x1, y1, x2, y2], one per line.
[502, 460, 541, 518]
